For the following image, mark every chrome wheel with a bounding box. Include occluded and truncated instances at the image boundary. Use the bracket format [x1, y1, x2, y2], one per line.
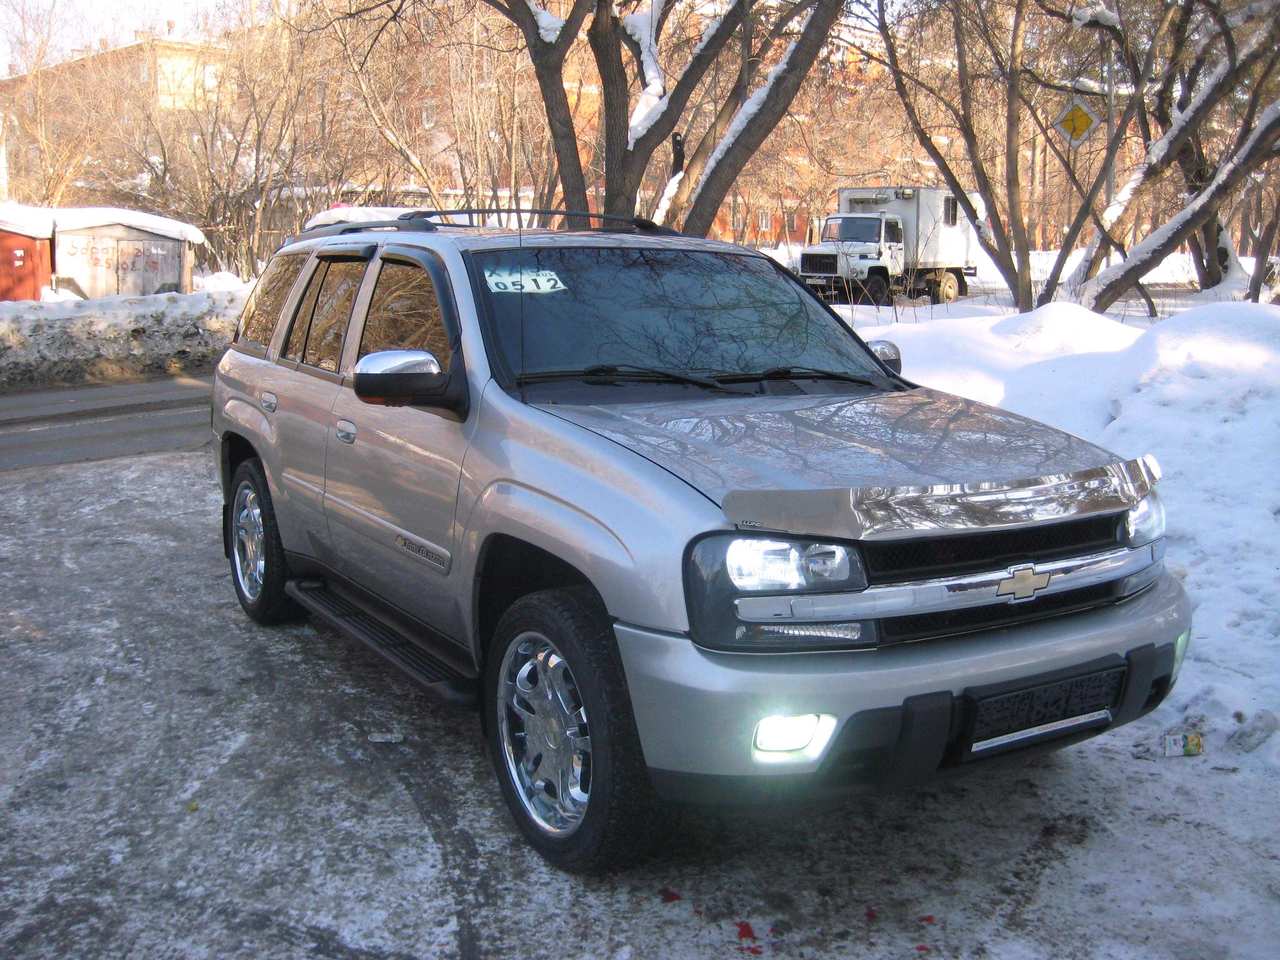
[232, 480, 266, 602]
[497, 631, 592, 836]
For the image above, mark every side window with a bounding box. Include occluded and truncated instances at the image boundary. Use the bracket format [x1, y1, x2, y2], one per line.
[282, 262, 325, 361]
[236, 253, 305, 349]
[302, 260, 367, 373]
[358, 261, 452, 372]
[884, 220, 903, 244]
[944, 196, 959, 227]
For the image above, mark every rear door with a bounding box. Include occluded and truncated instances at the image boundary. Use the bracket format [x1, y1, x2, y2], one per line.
[323, 246, 471, 636]
[269, 248, 372, 561]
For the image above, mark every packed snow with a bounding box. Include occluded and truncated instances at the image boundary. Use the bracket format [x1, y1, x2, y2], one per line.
[623, 2, 669, 148]
[0, 287, 247, 389]
[0, 201, 206, 244]
[524, 0, 566, 44]
[849, 300, 1280, 776]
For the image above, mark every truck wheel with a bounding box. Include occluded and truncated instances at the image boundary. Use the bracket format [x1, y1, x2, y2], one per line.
[484, 588, 663, 872]
[935, 271, 960, 304]
[864, 274, 890, 306]
[228, 459, 301, 624]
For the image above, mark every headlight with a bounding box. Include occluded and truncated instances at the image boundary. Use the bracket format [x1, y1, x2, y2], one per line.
[726, 539, 852, 591]
[1125, 491, 1166, 547]
[686, 534, 872, 652]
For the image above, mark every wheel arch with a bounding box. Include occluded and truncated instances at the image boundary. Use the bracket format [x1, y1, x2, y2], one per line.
[472, 533, 607, 672]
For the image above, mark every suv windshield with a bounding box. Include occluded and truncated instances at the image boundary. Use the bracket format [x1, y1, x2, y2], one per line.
[471, 247, 891, 385]
[821, 217, 881, 243]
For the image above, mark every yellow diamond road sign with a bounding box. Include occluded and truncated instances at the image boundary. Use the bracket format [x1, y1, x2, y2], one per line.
[1055, 97, 1101, 145]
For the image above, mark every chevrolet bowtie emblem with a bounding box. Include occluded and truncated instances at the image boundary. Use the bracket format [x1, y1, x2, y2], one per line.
[997, 564, 1052, 601]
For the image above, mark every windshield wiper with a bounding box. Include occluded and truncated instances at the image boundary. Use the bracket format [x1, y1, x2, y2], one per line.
[515, 364, 737, 391]
[712, 366, 886, 387]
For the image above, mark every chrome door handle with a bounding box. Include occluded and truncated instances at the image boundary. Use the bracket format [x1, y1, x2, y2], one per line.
[260, 392, 278, 413]
[335, 420, 357, 444]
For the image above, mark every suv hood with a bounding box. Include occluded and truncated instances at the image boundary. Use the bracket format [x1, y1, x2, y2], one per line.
[537, 388, 1142, 537]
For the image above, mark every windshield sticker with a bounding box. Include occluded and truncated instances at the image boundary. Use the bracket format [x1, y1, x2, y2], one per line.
[484, 267, 566, 294]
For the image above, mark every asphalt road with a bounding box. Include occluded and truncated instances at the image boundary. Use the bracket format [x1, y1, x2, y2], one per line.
[0, 377, 212, 471]
[1, 453, 1276, 960]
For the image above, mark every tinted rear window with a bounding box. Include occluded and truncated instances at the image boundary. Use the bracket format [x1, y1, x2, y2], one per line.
[303, 260, 366, 372]
[236, 254, 306, 349]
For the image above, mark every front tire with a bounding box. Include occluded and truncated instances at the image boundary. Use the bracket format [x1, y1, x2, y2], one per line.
[863, 273, 890, 306]
[484, 588, 663, 872]
[228, 458, 300, 624]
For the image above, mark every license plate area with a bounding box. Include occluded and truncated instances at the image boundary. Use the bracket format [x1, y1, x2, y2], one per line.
[966, 667, 1126, 758]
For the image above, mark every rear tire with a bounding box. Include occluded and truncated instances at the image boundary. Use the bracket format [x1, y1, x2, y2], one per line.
[483, 587, 664, 872]
[228, 458, 301, 625]
[935, 271, 960, 304]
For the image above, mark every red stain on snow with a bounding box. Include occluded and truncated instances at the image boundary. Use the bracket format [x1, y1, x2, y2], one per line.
[865, 906, 878, 922]
[916, 947, 931, 954]
[658, 887, 681, 903]
[919, 915, 936, 924]
[736, 921, 758, 941]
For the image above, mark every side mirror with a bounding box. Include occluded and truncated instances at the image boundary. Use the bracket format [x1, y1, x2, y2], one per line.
[867, 339, 902, 375]
[353, 350, 447, 406]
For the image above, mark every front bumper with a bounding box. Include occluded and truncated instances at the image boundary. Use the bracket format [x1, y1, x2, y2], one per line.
[616, 572, 1190, 803]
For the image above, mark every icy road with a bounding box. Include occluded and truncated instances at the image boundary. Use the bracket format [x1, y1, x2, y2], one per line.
[1, 451, 1276, 959]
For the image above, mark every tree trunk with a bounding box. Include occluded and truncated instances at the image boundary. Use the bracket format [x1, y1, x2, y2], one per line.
[1248, 207, 1279, 302]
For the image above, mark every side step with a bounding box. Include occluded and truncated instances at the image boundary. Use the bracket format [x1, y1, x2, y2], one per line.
[286, 580, 477, 707]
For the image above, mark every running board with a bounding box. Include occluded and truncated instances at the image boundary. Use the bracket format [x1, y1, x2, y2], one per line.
[286, 580, 477, 707]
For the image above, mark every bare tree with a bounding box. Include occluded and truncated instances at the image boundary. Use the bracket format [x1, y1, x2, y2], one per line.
[311, 0, 848, 233]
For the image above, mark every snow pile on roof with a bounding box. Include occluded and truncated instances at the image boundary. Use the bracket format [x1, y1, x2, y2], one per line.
[0, 202, 205, 244]
[303, 206, 421, 230]
[0, 287, 246, 389]
[859, 301, 1280, 771]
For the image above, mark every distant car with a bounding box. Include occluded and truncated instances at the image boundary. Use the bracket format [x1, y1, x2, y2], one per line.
[212, 210, 1191, 872]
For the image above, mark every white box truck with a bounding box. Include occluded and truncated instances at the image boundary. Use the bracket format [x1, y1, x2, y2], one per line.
[798, 186, 983, 304]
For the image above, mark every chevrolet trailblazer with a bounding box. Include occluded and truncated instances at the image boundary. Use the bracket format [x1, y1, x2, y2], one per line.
[213, 209, 1191, 872]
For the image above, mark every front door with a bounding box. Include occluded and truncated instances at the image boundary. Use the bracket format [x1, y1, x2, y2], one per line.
[323, 248, 471, 638]
[883, 218, 905, 275]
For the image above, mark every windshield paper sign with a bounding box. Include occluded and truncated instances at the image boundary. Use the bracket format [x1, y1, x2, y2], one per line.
[484, 267, 566, 294]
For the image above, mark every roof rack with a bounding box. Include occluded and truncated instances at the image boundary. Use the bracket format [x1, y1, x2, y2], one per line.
[395, 208, 679, 235]
[288, 216, 440, 243]
[287, 208, 681, 245]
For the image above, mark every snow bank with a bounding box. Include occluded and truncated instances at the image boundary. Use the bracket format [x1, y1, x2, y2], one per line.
[859, 302, 1280, 769]
[0, 288, 248, 390]
[0, 201, 206, 244]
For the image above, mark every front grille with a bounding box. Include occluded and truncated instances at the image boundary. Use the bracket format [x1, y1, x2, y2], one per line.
[800, 253, 837, 275]
[861, 513, 1124, 585]
[878, 582, 1118, 646]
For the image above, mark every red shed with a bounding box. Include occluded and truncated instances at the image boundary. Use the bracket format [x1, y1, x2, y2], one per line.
[0, 207, 54, 302]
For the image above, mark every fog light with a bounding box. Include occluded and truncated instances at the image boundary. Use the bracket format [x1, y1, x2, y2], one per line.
[1171, 629, 1191, 686]
[753, 714, 838, 763]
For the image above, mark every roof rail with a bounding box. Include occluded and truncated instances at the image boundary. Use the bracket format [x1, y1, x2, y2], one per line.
[287, 216, 440, 243]
[395, 208, 681, 236]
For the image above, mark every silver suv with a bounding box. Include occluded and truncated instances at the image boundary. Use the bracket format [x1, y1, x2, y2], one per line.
[213, 211, 1191, 871]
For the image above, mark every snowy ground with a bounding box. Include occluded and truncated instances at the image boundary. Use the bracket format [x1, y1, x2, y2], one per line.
[1, 300, 1277, 958]
[1, 451, 1277, 960]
